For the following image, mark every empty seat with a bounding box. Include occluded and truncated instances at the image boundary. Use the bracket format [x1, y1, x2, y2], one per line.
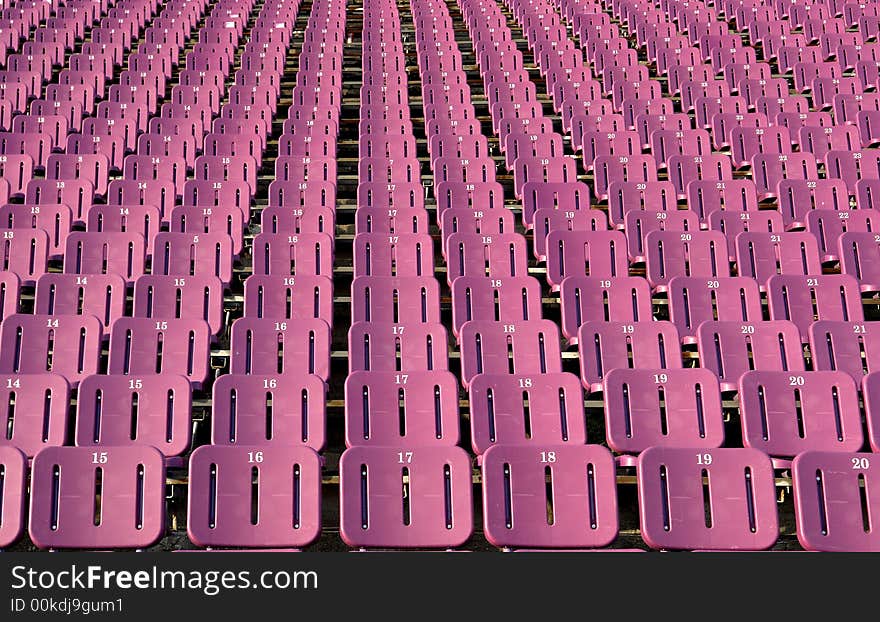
[348, 322, 449, 373]
[451, 276, 542, 338]
[152, 232, 234, 285]
[559, 276, 653, 345]
[0, 271, 19, 320]
[460, 319, 563, 389]
[792, 451, 880, 551]
[482, 444, 618, 549]
[133, 275, 225, 336]
[445, 232, 528, 286]
[0, 446, 25, 548]
[604, 368, 725, 454]
[339, 446, 473, 548]
[668, 276, 763, 342]
[739, 371, 863, 459]
[809, 320, 880, 383]
[838, 232, 880, 291]
[242, 274, 333, 325]
[344, 370, 459, 447]
[63, 231, 146, 284]
[644, 230, 730, 290]
[696, 320, 805, 391]
[352, 276, 441, 324]
[767, 274, 864, 339]
[252, 232, 333, 278]
[0, 373, 68, 457]
[0, 314, 101, 386]
[545, 230, 628, 291]
[0, 229, 49, 285]
[637, 447, 779, 550]
[229, 317, 331, 381]
[35, 273, 126, 330]
[578, 321, 682, 393]
[211, 373, 325, 451]
[735, 232, 822, 285]
[29, 446, 165, 549]
[188, 445, 322, 549]
[75, 374, 192, 458]
[468, 372, 586, 455]
[107, 318, 211, 388]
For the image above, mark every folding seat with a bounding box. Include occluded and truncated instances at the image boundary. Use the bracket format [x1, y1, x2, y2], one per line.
[351, 276, 441, 325]
[445, 232, 528, 286]
[532, 207, 607, 263]
[729, 126, 792, 169]
[0, 371, 68, 458]
[0, 313, 101, 386]
[825, 150, 880, 193]
[0, 153, 32, 197]
[107, 317, 211, 388]
[697, 320, 805, 391]
[339, 445, 473, 548]
[667, 276, 763, 343]
[63, 231, 146, 285]
[0, 446, 25, 548]
[648, 129, 711, 169]
[544, 229, 628, 291]
[668, 154, 733, 199]
[603, 367, 725, 454]
[345, 370, 459, 447]
[459, 319, 562, 389]
[579, 130, 640, 172]
[212, 372, 325, 451]
[644, 230, 730, 290]
[739, 370, 862, 462]
[685, 179, 758, 223]
[481, 444, 617, 549]
[46, 153, 110, 198]
[352, 233, 434, 278]
[187, 445, 321, 550]
[450, 276, 542, 339]
[359, 133, 415, 160]
[809, 319, 880, 382]
[274, 155, 337, 185]
[693, 95, 747, 131]
[133, 274, 224, 337]
[776, 178, 851, 230]
[592, 154, 658, 202]
[123, 155, 187, 196]
[34, 272, 126, 331]
[356, 181, 422, 212]
[835, 231, 880, 291]
[170, 204, 245, 256]
[0, 130, 53, 170]
[151, 232, 234, 286]
[794, 61, 843, 93]
[75, 374, 192, 459]
[558, 274, 652, 344]
[28, 445, 164, 550]
[624, 209, 701, 263]
[766, 273, 864, 340]
[833, 93, 880, 126]
[605, 180, 677, 228]
[0, 270, 17, 320]
[752, 152, 820, 201]
[185, 179, 254, 220]
[637, 447, 779, 550]
[790, 451, 880, 551]
[86, 202, 161, 256]
[735, 231, 823, 286]
[137, 132, 198, 169]
[229, 317, 331, 381]
[0, 202, 72, 259]
[11, 114, 68, 152]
